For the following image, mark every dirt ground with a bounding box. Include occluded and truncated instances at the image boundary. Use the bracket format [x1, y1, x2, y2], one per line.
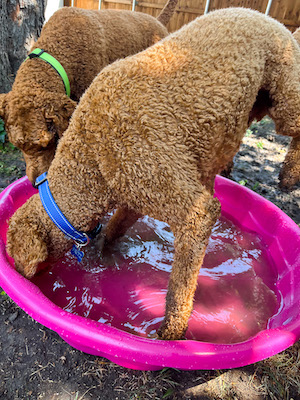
[0, 117, 299, 400]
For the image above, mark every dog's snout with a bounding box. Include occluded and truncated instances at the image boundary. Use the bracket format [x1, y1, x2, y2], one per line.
[25, 164, 39, 187]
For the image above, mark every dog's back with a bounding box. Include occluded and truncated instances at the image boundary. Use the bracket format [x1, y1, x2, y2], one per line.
[0, 3, 177, 183]
[66, 8, 300, 190]
[34, 7, 169, 98]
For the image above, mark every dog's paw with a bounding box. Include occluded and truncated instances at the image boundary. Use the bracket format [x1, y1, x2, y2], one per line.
[94, 232, 107, 255]
[157, 321, 187, 340]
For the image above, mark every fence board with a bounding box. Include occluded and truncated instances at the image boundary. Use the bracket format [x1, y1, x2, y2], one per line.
[269, 0, 300, 30]
[63, 0, 300, 31]
[209, 0, 268, 13]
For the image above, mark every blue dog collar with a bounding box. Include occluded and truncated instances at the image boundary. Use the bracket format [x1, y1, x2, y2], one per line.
[35, 172, 101, 260]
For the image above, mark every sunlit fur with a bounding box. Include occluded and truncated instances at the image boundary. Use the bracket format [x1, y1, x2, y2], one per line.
[7, 8, 300, 340]
[278, 27, 300, 190]
[0, 3, 178, 183]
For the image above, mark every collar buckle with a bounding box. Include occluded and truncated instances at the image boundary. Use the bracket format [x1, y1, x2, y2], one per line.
[28, 49, 45, 59]
[35, 173, 47, 188]
[74, 233, 90, 248]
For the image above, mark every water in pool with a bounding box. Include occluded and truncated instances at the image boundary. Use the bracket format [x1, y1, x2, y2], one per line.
[32, 214, 278, 343]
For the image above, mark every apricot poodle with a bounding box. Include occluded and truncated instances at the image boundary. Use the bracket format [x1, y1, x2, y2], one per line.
[7, 8, 300, 340]
[0, 2, 177, 183]
[278, 26, 300, 189]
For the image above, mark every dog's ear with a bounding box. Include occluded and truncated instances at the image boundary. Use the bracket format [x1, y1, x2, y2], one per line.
[62, 96, 77, 119]
[34, 129, 55, 148]
[44, 95, 77, 138]
[6, 218, 48, 279]
[0, 93, 8, 118]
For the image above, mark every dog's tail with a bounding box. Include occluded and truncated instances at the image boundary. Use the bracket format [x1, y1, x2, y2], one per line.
[157, 0, 178, 26]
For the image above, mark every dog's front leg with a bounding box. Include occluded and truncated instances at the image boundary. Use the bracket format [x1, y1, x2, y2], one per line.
[158, 193, 221, 340]
[96, 207, 142, 252]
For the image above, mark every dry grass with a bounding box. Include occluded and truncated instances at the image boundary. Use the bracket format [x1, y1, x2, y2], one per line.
[257, 341, 300, 400]
[75, 341, 299, 400]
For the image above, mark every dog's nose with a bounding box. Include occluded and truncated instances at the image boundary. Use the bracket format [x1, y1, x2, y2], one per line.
[27, 170, 39, 188]
[26, 171, 38, 187]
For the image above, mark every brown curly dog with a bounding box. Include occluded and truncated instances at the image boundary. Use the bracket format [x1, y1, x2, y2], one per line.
[278, 26, 300, 189]
[7, 8, 300, 340]
[0, 2, 177, 183]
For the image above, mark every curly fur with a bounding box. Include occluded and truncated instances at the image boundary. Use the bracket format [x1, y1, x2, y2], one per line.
[0, 3, 178, 183]
[7, 8, 300, 340]
[278, 27, 300, 189]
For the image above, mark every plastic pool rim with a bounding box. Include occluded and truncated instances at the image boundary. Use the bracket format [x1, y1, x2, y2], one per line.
[0, 175, 299, 371]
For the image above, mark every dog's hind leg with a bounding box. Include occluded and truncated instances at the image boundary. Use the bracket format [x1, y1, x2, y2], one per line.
[158, 185, 221, 340]
[279, 135, 300, 189]
[268, 63, 300, 189]
[268, 61, 300, 139]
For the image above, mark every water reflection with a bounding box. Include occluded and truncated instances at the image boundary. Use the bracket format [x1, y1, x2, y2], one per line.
[32, 215, 278, 343]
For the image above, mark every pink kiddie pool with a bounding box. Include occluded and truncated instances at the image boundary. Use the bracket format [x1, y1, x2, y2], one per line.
[0, 175, 299, 370]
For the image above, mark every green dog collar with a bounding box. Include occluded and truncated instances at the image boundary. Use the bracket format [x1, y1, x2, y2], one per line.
[26, 48, 71, 97]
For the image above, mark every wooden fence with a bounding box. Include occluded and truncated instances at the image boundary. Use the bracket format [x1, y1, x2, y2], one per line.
[64, 0, 300, 32]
